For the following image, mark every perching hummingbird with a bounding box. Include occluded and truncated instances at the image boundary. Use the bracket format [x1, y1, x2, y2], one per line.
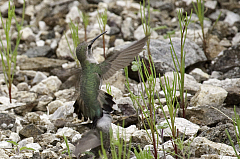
[73, 31, 148, 126]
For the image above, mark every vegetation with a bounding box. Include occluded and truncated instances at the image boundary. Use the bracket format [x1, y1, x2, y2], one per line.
[7, 140, 35, 155]
[0, 0, 25, 103]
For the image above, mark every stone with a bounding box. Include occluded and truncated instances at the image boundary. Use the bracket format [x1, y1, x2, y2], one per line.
[187, 137, 236, 157]
[0, 113, 16, 130]
[101, 85, 123, 100]
[36, 133, 60, 147]
[18, 137, 34, 148]
[190, 84, 228, 107]
[32, 71, 48, 84]
[206, 35, 226, 60]
[161, 117, 200, 138]
[16, 82, 29, 91]
[17, 56, 67, 72]
[24, 46, 52, 58]
[39, 21, 47, 31]
[161, 72, 202, 94]
[47, 100, 64, 114]
[49, 101, 74, 120]
[224, 87, 240, 106]
[34, 95, 53, 111]
[30, 76, 62, 95]
[9, 132, 20, 143]
[232, 32, 240, 46]
[0, 141, 12, 149]
[114, 97, 134, 114]
[55, 127, 79, 140]
[189, 68, 210, 83]
[54, 88, 75, 103]
[224, 11, 240, 26]
[15, 91, 37, 103]
[204, 1, 217, 10]
[20, 27, 35, 42]
[25, 143, 42, 151]
[121, 17, 134, 41]
[134, 24, 158, 40]
[14, 101, 38, 116]
[142, 38, 207, 76]
[0, 148, 9, 159]
[65, 6, 81, 23]
[24, 112, 41, 124]
[19, 124, 44, 139]
[111, 124, 138, 142]
[41, 149, 58, 158]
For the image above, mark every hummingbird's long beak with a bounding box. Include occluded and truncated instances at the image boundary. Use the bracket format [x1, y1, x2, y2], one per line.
[88, 31, 107, 48]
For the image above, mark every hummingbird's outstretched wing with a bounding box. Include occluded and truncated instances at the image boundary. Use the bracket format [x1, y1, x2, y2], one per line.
[99, 36, 149, 80]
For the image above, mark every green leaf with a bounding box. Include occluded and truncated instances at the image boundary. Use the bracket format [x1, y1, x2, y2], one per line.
[20, 146, 35, 151]
[7, 140, 18, 146]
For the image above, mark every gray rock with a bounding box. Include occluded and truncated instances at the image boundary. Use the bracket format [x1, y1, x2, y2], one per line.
[20, 27, 35, 42]
[142, 38, 207, 75]
[232, 32, 240, 46]
[14, 101, 38, 116]
[0, 148, 9, 159]
[55, 127, 79, 140]
[47, 100, 64, 114]
[30, 76, 62, 95]
[15, 91, 37, 103]
[34, 95, 53, 111]
[49, 101, 74, 120]
[36, 133, 60, 147]
[187, 137, 236, 157]
[54, 88, 75, 103]
[32, 71, 48, 85]
[18, 137, 34, 148]
[17, 56, 67, 72]
[24, 46, 52, 58]
[9, 132, 20, 143]
[204, 1, 217, 10]
[161, 117, 200, 138]
[41, 149, 58, 158]
[25, 143, 42, 151]
[121, 17, 134, 40]
[189, 68, 210, 83]
[16, 82, 29, 91]
[134, 24, 158, 40]
[0, 113, 16, 130]
[224, 10, 240, 26]
[161, 72, 202, 94]
[190, 84, 228, 107]
[101, 85, 123, 100]
[24, 112, 41, 124]
[19, 124, 44, 139]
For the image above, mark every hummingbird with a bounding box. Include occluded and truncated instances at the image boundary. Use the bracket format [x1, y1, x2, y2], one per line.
[73, 31, 149, 126]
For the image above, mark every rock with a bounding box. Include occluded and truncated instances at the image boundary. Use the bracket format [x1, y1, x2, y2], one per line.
[114, 97, 134, 114]
[65, 5, 81, 23]
[36, 133, 60, 147]
[224, 10, 240, 26]
[190, 84, 228, 107]
[54, 88, 75, 103]
[206, 35, 226, 60]
[17, 56, 68, 72]
[131, 129, 152, 148]
[55, 127, 79, 140]
[24, 112, 41, 124]
[18, 137, 34, 148]
[183, 106, 231, 126]
[121, 17, 134, 40]
[41, 149, 58, 158]
[189, 68, 210, 83]
[25, 143, 42, 151]
[34, 95, 53, 111]
[232, 32, 240, 46]
[101, 85, 123, 100]
[47, 100, 64, 114]
[19, 124, 44, 139]
[20, 27, 36, 42]
[161, 117, 200, 138]
[30, 76, 62, 95]
[0, 148, 9, 159]
[111, 124, 138, 142]
[32, 71, 48, 85]
[14, 101, 38, 116]
[161, 72, 202, 94]
[49, 101, 74, 120]
[224, 87, 240, 106]
[9, 132, 20, 143]
[16, 82, 29, 91]
[134, 24, 158, 40]
[0, 113, 16, 130]
[24, 46, 52, 58]
[0, 83, 18, 99]
[199, 123, 237, 146]
[200, 154, 238, 159]
[15, 91, 37, 103]
[39, 21, 47, 31]
[142, 38, 207, 75]
[204, 0, 217, 10]
[187, 137, 236, 157]
[0, 141, 12, 149]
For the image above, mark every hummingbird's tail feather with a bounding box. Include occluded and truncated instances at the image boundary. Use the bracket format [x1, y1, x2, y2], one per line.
[98, 90, 115, 112]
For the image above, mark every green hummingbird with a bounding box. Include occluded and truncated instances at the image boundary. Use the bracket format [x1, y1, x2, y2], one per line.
[73, 31, 148, 126]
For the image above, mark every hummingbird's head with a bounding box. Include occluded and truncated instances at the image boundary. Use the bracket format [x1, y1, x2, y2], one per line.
[76, 31, 107, 63]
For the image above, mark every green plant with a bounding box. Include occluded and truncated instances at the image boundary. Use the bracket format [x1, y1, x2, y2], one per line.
[80, 11, 89, 41]
[7, 140, 35, 155]
[65, 19, 80, 67]
[63, 134, 72, 159]
[106, 83, 112, 96]
[97, 9, 108, 59]
[134, 146, 154, 159]
[0, 0, 25, 103]
[225, 106, 240, 158]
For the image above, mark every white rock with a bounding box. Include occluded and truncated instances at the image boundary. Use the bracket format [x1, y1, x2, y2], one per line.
[18, 137, 34, 148]
[0, 148, 9, 159]
[134, 24, 158, 40]
[25, 112, 41, 124]
[56, 127, 79, 139]
[54, 88, 75, 103]
[232, 32, 240, 46]
[204, 1, 217, 10]
[49, 101, 74, 120]
[48, 100, 64, 114]
[25, 5, 35, 20]
[50, 39, 58, 50]
[0, 1, 12, 13]
[92, 47, 106, 63]
[0, 141, 12, 149]
[17, 82, 29, 91]
[189, 68, 209, 82]
[65, 6, 81, 23]
[203, 78, 240, 90]
[26, 143, 41, 151]
[20, 27, 35, 42]
[190, 84, 228, 106]
[121, 17, 134, 40]
[114, 39, 125, 47]
[111, 124, 137, 142]
[30, 76, 62, 94]
[101, 85, 123, 100]
[161, 117, 200, 137]
[32, 71, 48, 85]
[0, 83, 18, 99]
[224, 11, 240, 26]
[16, 91, 37, 103]
[41, 149, 58, 158]
[39, 21, 47, 31]
[36, 40, 45, 46]
[9, 132, 20, 143]
[72, 134, 82, 143]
